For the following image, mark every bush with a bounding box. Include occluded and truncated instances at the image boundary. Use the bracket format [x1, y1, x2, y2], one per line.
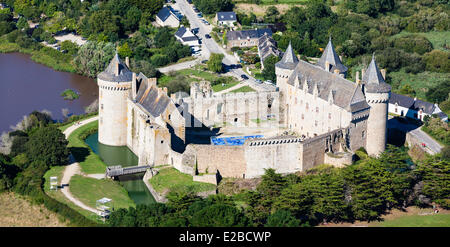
[0, 21, 14, 36]
[423, 50, 450, 73]
[393, 35, 433, 55]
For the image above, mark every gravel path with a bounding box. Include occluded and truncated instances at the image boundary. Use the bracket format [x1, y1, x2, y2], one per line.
[60, 116, 100, 215]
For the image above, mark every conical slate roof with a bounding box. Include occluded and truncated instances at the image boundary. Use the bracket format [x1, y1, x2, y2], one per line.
[275, 42, 299, 70]
[363, 54, 391, 93]
[317, 37, 347, 74]
[97, 53, 133, 82]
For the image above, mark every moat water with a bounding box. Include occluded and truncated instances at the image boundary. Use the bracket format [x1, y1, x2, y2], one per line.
[0, 53, 98, 133]
[85, 132, 156, 205]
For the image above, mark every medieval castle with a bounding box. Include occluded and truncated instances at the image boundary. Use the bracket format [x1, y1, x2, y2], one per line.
[97, 38, 391, 179]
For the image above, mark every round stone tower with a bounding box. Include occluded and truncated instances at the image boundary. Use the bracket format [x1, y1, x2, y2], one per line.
[97, 54, 133, 146]
[363, 55, 391, 157]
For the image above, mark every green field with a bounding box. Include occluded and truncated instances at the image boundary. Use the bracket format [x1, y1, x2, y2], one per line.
[212, 81, 240, 92]
[373, 213, 450, 227]
[391, 31, 450, 51]
[149, 167, 216, 194]
[389, 69, 449, 101]
[67, 120, 107, 174]
[69, 175, 135, 210]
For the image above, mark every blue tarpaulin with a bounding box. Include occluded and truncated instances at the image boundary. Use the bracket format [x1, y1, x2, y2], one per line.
[211, 135, 264, 146]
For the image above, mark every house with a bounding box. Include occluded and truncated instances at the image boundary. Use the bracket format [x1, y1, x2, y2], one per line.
[156, 7, 180, 28]
[257, 33, 282, 69]
[226, 28, 272, 48]
[175, 26, 200, 47]
[216, 12, 237, 27]
[388, 93, 448, 121]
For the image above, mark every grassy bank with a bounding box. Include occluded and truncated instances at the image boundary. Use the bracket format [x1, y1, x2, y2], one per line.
[149, 167, 216, 194]
[391, 31, 450, 51]
[67, 120, 107, 174]
[57, 113, 98, 133]
[0, 36, 75, 73]
[69, 175, 135, 210]
[389, 69, 449, 100]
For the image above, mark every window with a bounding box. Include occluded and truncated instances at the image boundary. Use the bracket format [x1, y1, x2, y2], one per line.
[316, 107, 319, 113]
[301, 114, 304, 120]
[306, 103, 309, 110]
[315, 120, 318, 127]
[395, 108, 397, 113]
[328, 113, 331, 119]
[101, 104, 104, 110]
[362, 131, 365, 138]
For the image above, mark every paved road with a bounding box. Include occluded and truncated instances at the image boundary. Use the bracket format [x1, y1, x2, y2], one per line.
[175, 0, 276, 92]
[388, 117, 442, 154]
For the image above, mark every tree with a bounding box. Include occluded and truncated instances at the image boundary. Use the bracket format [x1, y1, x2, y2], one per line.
[118, 42, 133, 58]
[16, 17, 28, 30]
[264, 6, 280, 24]
[60, 40, 79, 56]
[262, 55, 279, 82]
[415, 156, 450, 208]
[25, 125, 69, 168]
[265, 210, 300, 227]
[190, 203, 248, 227]
[423, 50, 450, 73]
[207, 53, 224, 73]
[73, 41, 116, 77]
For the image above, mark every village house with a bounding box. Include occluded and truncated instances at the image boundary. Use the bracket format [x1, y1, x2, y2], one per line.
[388, 93, 448, 121]
[216, 12, 237, 27]
[175, 26, 200, 47]
[156, 6, 180, 28]
[257, 33, 282, 70]
[226, 28, 272, 48]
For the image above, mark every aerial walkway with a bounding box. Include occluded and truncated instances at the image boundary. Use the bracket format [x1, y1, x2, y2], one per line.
[106, 165, 151, 178]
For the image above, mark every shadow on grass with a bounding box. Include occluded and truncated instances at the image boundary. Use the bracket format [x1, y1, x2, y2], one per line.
[69, 147, 90, 163]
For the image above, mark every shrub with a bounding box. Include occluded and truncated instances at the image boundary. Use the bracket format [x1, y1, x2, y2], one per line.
[423, 50, 450, 73]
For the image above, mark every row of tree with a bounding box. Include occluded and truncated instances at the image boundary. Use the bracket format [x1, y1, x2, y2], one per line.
[107, 145, 450, 227]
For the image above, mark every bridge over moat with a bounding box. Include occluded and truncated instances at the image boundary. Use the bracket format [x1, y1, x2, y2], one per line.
[106, 165, 151, 178]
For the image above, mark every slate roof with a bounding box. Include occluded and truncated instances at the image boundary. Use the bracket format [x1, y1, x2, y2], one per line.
[286, 60, 369, 113]
[226, 28, 272, 41]
[182, 36, 199, 42]
[275, 42, 299, 70]
[217, 12, 237, 22]
[157, 7, 178, 22]
[362, 54, 391, 93]
[258, 34, 281, 63]
[175, 26, 187, 38]
[389, 93, 448, 119]
[97, 53, 133, 82]
[317, 38, 348, 74]
[135, 75, 171, 118]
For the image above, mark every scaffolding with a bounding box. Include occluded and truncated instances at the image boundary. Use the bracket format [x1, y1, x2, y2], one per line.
[50, 176, 58, 190]
[96, 197, 113, 220]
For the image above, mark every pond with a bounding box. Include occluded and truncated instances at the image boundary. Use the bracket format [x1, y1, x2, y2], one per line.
[0, 53, 98, 133]
[85, 132, 156, 205]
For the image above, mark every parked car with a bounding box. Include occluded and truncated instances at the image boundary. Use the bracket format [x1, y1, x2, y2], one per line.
[255, 79, 262, 84]
[205, 34, 211, 39]
[201, 60, 208, 64]
[241, 74, 249, 80]
[202, 19, 210, 25]
[264, 80, 273, 85]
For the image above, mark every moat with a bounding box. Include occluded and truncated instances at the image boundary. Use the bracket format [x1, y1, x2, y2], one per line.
[85, 132, 156, 205]
[0, 53, 98, 133]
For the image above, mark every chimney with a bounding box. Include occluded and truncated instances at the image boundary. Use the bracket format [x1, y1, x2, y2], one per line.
[356, 71, 361, 84]
[334, 69, 340, 74]
[361, 69, 365, 81]
[125, 57, 130, 68]
[380, 69, 386, 80]
[148, 78, 157, 88]
[339, 55, 343, 62]
[163, 87, 168, 94]
[132, 72, 137, 100]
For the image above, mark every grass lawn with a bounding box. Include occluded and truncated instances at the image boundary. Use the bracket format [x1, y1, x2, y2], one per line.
[69, 175, 135, 210]
[149, 167, 216, 194]
[389, 69, 449, 101]
[391, 31, 450, 51]
[229, 85, 256, 93]
[67, 120, 107, 174]
[373, 213, 450, 227]
[43, 166, 103, 223]
[212, 81, 240, 92]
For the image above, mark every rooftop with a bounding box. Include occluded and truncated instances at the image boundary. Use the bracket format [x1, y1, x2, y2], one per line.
[97, 54, 133, 82]
[226, 28, 272, 41]
[217, 11, 237, 22]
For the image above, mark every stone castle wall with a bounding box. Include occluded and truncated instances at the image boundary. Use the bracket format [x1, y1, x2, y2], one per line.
[184, 90, 280, 128]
